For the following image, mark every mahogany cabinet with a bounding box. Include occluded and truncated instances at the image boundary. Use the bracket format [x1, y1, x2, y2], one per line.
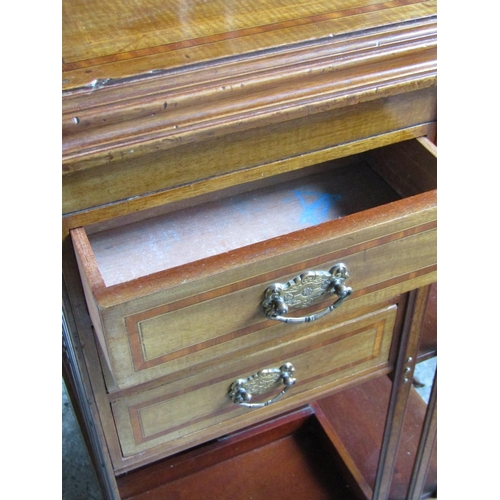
[62, 1, 437, 498]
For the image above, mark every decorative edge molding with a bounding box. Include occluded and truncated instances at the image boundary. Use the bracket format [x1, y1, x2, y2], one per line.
[62, 17, 437, 174]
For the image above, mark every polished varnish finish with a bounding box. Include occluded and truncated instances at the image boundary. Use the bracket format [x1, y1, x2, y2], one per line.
[62, 0, 437, 216]
[62, 0, 437, 89]
[62, 1, 437, 498]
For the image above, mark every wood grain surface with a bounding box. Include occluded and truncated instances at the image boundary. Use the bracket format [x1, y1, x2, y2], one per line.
[111, 305, 397, 457]
[62, 3, 436, 217]
[63, 0, 436, 89]
[62, 0, 438, 488]
[70, 138, 436, 390]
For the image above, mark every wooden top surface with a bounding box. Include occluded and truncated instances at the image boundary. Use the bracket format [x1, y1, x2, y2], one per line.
[62, 0, 436, 90]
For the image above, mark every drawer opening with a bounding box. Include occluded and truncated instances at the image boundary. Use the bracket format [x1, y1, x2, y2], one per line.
[71, 137, 436, 391]
[78, 138, 436, 289]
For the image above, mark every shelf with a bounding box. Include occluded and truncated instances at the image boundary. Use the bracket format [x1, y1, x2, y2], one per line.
[314, 375, 437, 499]
[116, 408, 358, 500]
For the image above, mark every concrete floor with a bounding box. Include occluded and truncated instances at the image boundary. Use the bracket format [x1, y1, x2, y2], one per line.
[62, 357, 436, 499]
[62, 380, 104, 500]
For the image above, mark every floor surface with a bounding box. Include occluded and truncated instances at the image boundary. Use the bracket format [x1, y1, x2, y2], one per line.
[62, 380, 104, 500]
[62, 357, 437, 499]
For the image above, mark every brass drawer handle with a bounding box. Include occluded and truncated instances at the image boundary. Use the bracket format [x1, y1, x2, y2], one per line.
[261, 263, 353, 324]
[228, 363, 296, 408]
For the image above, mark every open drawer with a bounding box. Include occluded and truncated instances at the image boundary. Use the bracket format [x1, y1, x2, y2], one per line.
[71, 137, 437, 391]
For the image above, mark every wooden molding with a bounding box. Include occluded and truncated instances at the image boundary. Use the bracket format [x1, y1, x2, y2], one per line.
[62, 17, 436, 175]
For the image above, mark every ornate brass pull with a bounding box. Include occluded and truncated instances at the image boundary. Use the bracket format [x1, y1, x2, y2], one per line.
[228, 363, 296, 408]
[261, 263, 353, 324]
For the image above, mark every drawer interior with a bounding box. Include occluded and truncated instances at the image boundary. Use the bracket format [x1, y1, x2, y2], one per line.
[84, 138, 436, 288]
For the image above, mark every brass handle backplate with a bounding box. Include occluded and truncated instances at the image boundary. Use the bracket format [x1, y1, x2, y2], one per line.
[261, 263, 353, 324]
[228, 363, 296, 408]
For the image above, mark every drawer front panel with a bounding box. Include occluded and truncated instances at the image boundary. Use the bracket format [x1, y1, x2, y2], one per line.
[112, 305, 396, 457]
[101, 226, 435, 389]
[63, 87, 436, 214]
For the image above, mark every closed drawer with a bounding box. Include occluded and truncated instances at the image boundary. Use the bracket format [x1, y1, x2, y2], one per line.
[71, 137, 436, 391]
[112, 303, 397, 458]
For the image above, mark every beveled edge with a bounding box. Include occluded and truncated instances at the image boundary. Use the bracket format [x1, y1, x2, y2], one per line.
[62, 18, 436, 176]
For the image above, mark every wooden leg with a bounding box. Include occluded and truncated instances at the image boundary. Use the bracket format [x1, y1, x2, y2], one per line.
[407, 370, 437, 499]
[372, 286, 430, 500]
